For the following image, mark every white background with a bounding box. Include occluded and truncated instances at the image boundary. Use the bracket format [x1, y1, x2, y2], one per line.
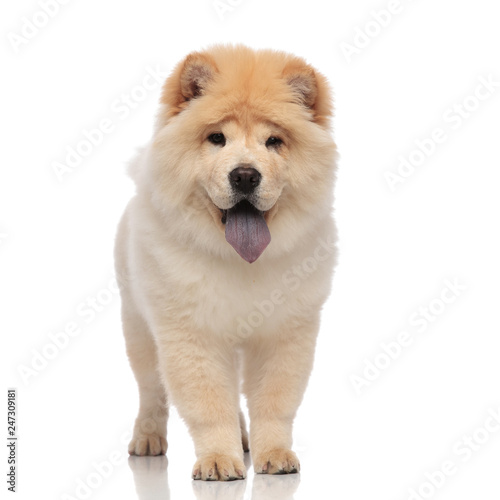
[2, 0, 500, 499]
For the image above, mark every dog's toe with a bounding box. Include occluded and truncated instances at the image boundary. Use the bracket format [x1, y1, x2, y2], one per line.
[128, 434, 167, 456]
[253, 449, 300, 475]
[192, 453, 246, 481]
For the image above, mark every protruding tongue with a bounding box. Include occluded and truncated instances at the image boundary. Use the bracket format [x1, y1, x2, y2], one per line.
[225, 200, 271, 263]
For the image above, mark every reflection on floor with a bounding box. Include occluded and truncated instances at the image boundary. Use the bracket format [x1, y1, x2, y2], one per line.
[128, 454, 301, 500]
[128, 455, 170, 499]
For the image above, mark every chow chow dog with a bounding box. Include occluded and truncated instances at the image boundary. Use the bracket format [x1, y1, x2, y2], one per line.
[115, 45, 337, 480]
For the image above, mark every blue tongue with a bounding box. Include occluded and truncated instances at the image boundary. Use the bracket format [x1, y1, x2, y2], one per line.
[225, 200, 271, 263]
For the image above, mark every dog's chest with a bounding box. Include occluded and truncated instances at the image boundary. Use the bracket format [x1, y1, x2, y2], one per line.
[182, 260, 290, 335]
[151, 248, 331, 339]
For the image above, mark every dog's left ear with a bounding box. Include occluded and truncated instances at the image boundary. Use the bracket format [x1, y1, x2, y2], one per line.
[283, 62, 333, 127]
[160, 52, 218, 121]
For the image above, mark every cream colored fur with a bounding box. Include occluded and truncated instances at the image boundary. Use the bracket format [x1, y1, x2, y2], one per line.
[115, 45, 337, 481]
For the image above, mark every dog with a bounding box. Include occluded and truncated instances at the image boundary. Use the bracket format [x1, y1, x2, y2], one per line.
[114, 44, 337, 481]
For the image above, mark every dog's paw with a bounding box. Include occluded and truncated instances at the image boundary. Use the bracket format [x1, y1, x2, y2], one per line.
[128, 433, 167, 456]
[253, 449, 300, 475]
[192, 453, 246, 481]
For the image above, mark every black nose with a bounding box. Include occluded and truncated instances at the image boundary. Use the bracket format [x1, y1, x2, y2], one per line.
[229, 166, 261, 194]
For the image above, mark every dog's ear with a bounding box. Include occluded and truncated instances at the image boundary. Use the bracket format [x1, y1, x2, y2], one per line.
[282, 61, 333, 127]
[160, 52, 218, 120]
[180, 53, 218, 100]
[284, 68, 317, 108]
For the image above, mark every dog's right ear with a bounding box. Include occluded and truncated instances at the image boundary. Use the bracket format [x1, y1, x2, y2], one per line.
[180, 53, 218, 100]
[160, 52, 218, 119]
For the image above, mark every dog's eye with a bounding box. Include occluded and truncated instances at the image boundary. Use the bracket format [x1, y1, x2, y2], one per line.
[265, 136, 283, 148]
[208, 133, 226, 146]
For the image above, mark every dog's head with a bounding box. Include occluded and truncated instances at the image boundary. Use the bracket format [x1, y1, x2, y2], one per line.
[141, 45, 336, 262]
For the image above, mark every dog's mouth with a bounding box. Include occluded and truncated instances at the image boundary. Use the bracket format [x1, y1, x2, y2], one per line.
[219, 200, 271, 263]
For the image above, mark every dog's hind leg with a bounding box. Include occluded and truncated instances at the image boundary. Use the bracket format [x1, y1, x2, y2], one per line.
[239, 410, 249, 452]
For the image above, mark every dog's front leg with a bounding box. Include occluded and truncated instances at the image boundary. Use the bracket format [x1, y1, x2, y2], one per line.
[155, 329, 246, 481]
[243, 317, 319, 474]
